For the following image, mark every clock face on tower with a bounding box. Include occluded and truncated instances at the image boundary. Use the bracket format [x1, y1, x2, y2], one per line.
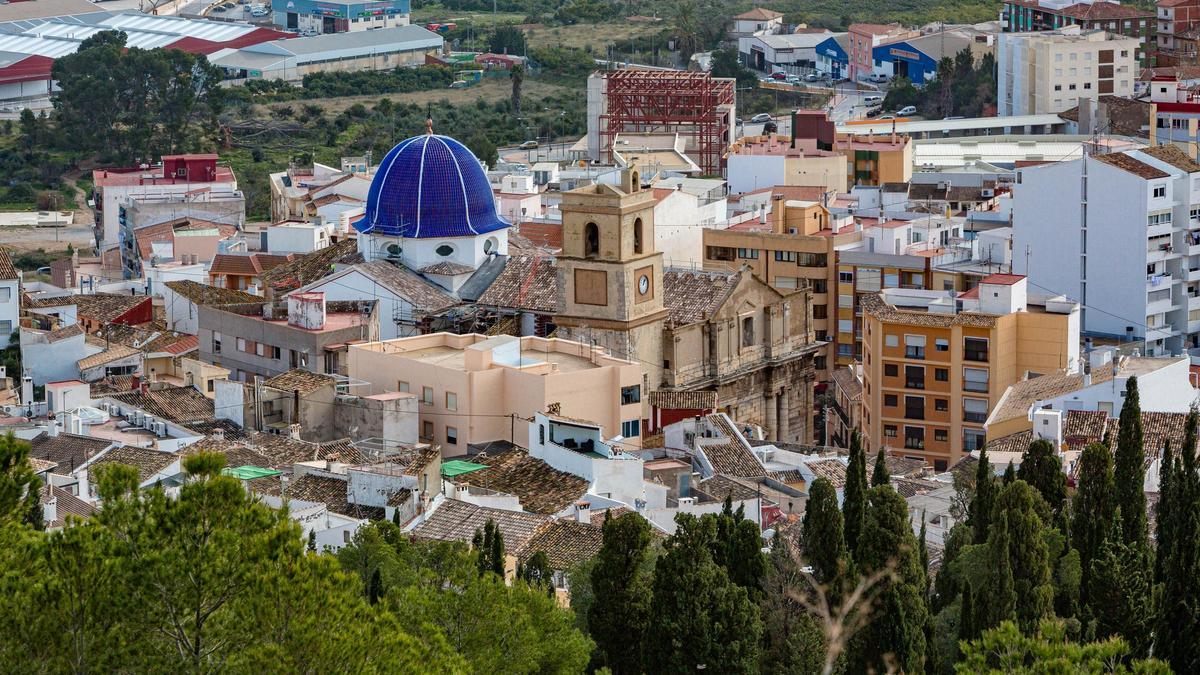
[638, 275, 649, 295]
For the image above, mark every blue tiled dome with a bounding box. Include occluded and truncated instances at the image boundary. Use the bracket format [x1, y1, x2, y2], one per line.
[354, 134, 510, 238]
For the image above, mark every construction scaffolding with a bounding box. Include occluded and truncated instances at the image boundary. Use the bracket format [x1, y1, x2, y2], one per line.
[598, 70, 736, 175]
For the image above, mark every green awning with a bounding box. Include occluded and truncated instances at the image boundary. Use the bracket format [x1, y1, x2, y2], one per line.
[223, 466, 283, 480]
[441, 460, 489, 478]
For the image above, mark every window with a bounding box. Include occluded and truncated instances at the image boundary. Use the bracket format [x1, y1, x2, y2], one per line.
[963, 368, 989, 395]
[812, 279, 827, 293]
[1069, 84, 1077, 91]
[774, 251, 797, 263]
[621, 385, 641, 405]
[435, 244, 455, 257]
[268, 345, 281, 360]
[935, 429, 949, 442]
[904, 426, 925, 450]
[884, 364, 898, 377]
[0, 288, 10, 302]
[256, 342, 265, 357]
[904, 395, 924, 420]
[935, 368, 949, 382]
[738, 316, 756, 347]
[904, 334, 927, 360]
[446, 426, 458, 445]
[398, 381, 410, 393]
[964, 337, 989, 362]
[538, 424, 545, 444]
[213, 332, 222, 354]
[236, 337, 247, 352]
[386, 243, 402, 257]
[839, 271, 854, 283]
[737, 248, 760, 259]
[585, 223, 600, 257]
[964, 429, 986, 452]
[1084, 82, 1092, 90]
[813, 304, 827, 319]
[884, 425, 897, 438]
[884, 394, 898, 407]
[422, 420, 433, 439]
[622, 419, 641, 437]
[445, 392, 457, 411]
[885, 334, 899, 348]
[935, 398, 948, 412]
[1054, 84, 1062, 91]
[857, 268, 881, 292]
[707, 246, 735, 261]
[905, 365, 925, 389]
[422, 386, 434, 405]
[837, 344, 853, 357]
[797, 252, 827, 267]
[964, 397, 989, 423]
[1153, 186, 1167, 199]
[484, 237, 498, 254]
[839, 294, 853, 308]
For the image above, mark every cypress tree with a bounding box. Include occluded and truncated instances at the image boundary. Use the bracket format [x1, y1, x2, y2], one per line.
[1071, 442, 1116, 607]
[1155, 410, 1200, 672]
[1089, 510, 1153, 656]
[959, 582, 977, 643]
[918, 513, 929, 595]
[871, 447, 890, 486]
[843, 430, 868, 553]
[1114, 376, 1148, 546]
[367, 568, 382, 605]
[1017, 439, 1068, 514]
[1154, 439, 1175, 585]
[801, 476, 845, 588]
[489, 524, 504, 577]
[589, 513, 653, 675]
[711, 503, 767, 599]
[993, 481, 1054, 632]
[968, 445, 995, 544]
[307, 530, 317, 553]
[982, 510, 1016, 631]
[852, 486, 928, 674]
[1003, 460, 1016, 485]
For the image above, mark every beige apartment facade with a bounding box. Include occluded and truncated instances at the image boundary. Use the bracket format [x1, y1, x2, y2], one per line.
[347, 333, 645, 456]
[998, 27, 1139, 116]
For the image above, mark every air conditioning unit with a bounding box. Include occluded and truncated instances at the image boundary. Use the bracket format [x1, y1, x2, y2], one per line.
[133, 410, 144, 426]
[154, 421, 168, 437]
[143, 414, 155, 430]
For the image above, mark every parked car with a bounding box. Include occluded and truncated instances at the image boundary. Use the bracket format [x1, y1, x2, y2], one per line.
[785, 74, 802, 84]
[865, 107, 884, 118]
[750, 113, 773, 123]
[876, 113, 896, 120]
[769, 72, 788, 80]
[449, 80, 468, 89]
[862, 95, 883, 106]
[805, 72, 821, 82]
[896, 105, 917, 116]
[212, 5, 225, 11]
[866, 73, 889, 84]
[519, 140, 539, 149]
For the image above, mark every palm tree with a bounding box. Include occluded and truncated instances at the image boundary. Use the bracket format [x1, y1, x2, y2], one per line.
[510, 64, 525, 116]
[673, 1, 702, 64]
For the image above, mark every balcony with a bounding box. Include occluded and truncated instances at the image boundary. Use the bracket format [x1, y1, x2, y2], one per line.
[963, 411, 988, 423]
[904, 347, 926, 360]
[904, 408, 925, 421]
[905, 379, 925, 390]
[963, 349, 989, 363]
[904, 437, 925, 450]
[963, 379, 989, 393]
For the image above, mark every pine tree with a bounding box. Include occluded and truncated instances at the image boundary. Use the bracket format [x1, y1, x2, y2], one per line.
[1003, 460, 1016, 485]
[1017, 439, 1067, 514]
[801, 476, 845, 588]
[1072, 442, 1115, 609]
[1155, 410, 1200, 672]
[968, 445, 995, 544]
[1114, 376, 1148, 547]
[851, 486, 928, 674]
[1089, 510, 1153, 656]
[872, 447, 890, 487]
[843, 430, 868, 553]
[588, 513, 652, 674]
[0, 432, 42, 527]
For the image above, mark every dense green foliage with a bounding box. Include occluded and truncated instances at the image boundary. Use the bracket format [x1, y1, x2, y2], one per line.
[842, 430, 868, 553]
[1156, 411, 1200, 671]
[968, 444, 994, 544]
[1017, 439, 1067, 516]
[1115, 377, 1150, 548]
[801, 476, 844, 586]
[957, 621, 1169, 674]
[884, 51, 996, 119]
[227, 67, 456, 104]
[588, 512, 653, 674]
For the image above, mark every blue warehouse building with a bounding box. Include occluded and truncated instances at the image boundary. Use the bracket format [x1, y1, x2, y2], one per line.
[272, 0, 411, 34]
[814, 34, 848, 79]
[870, 30, 981, 86]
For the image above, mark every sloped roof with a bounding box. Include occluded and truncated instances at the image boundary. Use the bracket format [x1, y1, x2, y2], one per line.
[263, 369, 337, 395]
[868, 453, 929, 479]
[344, 261, 458, 313]
[517, 518, 605, 570]
[663, 268, 740, 327]
[695, 474, 762, 502]
[0, 248, 17, 281]
[410, 498, 547, 551]
[209, 252, 294, 277]
[1141, 144, 1200, 173]
[990, 370, 1108, 425]
[475, 255, 558, 313]
[28, 432, 112, 473]
[164, 279, 261, 305]
[73, 293, 150, 323]
[735, 7, 783, 20]
[700, 441, 767, 478]
[77, 343, 141, 372]
[40, 484, 96, 527]
[285, 473, 384, 520]
[1093, 152, 1170, 180]
[859, 292, 997, 329]
[831, 367, 863, 401]
[88, 446, 177, 483]
[804, 458, 848, 488]
[262, 238, 361, 294]
[45, 323, 83, 343]
[455, 448, 589, 515]
[106, 385, 215, 424]
[647, 390, 718, 410]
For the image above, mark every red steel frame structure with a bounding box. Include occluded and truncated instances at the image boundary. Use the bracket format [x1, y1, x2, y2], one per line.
[598, 70, 736, 175]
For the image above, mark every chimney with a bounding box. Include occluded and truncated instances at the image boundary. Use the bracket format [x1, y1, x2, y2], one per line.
[41, 492, 55, 529]
[288, 423, 301, 440]
[212, 428, 225, 441]
[20, 376, 32, 407]
[575, 500, 592, 524]
[130, 374, 140, 392]
[47, 418, 59, 437]
[771, 194, 785, 233]
[62, 410, 74, 436]
[790, 110, 798, 149]
[677, 496, 695, 513]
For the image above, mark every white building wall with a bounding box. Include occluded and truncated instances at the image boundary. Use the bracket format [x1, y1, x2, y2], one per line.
[726, 155, 787, 194]
[267, 224, 329, 254]
[1044, 358, 1199, 414]
[20, 332, 89, 386]
[296, 269, 420, 340]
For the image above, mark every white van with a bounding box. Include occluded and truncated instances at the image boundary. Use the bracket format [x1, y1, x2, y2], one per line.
[862, 95, 883, 106]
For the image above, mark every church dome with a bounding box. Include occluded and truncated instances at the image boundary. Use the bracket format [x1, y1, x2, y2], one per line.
[354, 134, 510, 239]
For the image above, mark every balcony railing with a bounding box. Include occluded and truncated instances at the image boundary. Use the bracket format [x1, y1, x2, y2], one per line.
[963, 349, 989, 362]
[904, 438, 925, 450]
[906, 379, 925, 390]
[963, 380, 989, 393]
[963, 412, 988, 423]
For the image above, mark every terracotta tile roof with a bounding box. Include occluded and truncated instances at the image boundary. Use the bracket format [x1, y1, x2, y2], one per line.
[986, 429, 1033, 454]
[285, 473, 384, 520]
[771, 469, 805, 483]
[1061, 1, 1152, 20]
[735, 7, 782, 20]
[418, 261, 475, 275]
[891, 476, 944, 498]
[647, 390, 718, 410]
[696, 474, 762, 502]
[45, 324, 83, 343]
[0, 247, 17, 281]
[859, 292, 997, 329]
[77, 343, 142, 372]
[164, 280, 261, 305]
[263, 369, 337, 395]
[410, 498, 547, 551]
[512, 222, 563, 251]
[663, 268, 740, 327]
[831, 367, 863, 401]
[89, 446, 177, 483]
[517, 518, 605, 570]
[99, 323, 198, 356]
[1093, 152, 1171, 180]
[74, 293, 151, 324]
[90, 375, 136, 396]
[180, 419, 248, 441]
[805, 458, 849, 488]
[209, 252, 295, 277]
[1134, 411, 1189, 456]
[1059, 96, 1151, 138]
[990, 370, 1109, 425]
[179, 437, 274, 469]
[1063, 409, 1110, 449]
[107, 385, 215, 424]
[29, 457, 58, 473]
[869, 453, 929, 478]
[23, 294, 76, 309]
[700, 441, 767, 478]
[476, 255, 558, 313]
[456, 448, 589, 515]
[262, 239, 361, 294]
[1141, 144, 1200, 173]
[40, 484, 96, 526]
[238, 432, 365, 469]
[349, 261, 458, 313]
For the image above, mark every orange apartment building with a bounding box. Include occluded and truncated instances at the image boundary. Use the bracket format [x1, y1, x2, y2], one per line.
[859, 274, 1080, 470]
